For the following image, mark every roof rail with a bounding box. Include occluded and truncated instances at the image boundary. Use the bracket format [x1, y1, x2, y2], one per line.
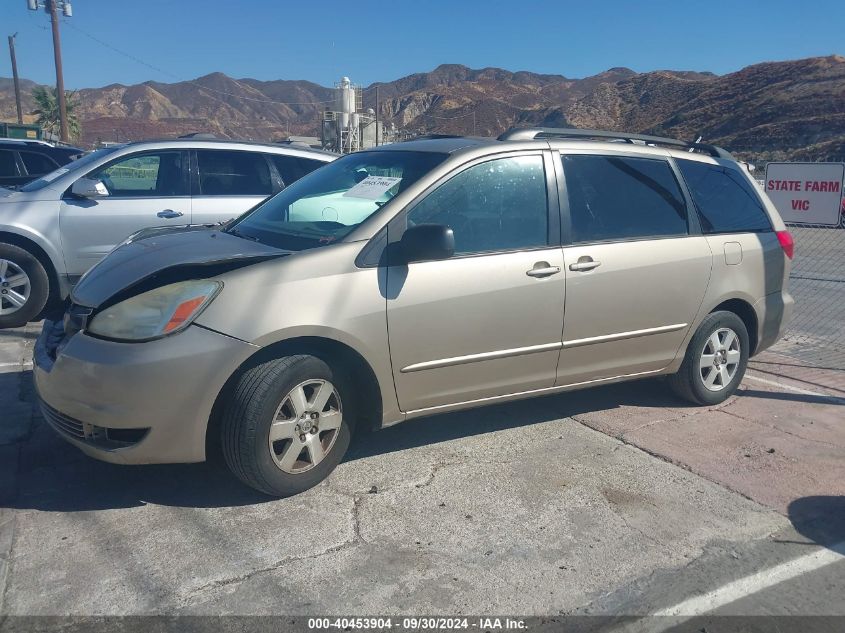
[498, 127, 733, 159]
[407, 134, 463, 141]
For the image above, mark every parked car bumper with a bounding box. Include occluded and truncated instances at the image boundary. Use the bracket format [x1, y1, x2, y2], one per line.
[34, 320, 257, 464]
[754, 289, 795, 354]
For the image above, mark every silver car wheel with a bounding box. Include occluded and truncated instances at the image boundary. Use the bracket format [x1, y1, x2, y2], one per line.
[0, 259, 31, 316]
[267, 379, 343, 474]
[699, 327, 741, 392]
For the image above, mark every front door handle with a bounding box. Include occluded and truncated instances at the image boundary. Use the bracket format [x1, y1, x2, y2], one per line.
[569, 257, 601, 272]
[526, 262, 562, 278]
[157, 209, 184, 219]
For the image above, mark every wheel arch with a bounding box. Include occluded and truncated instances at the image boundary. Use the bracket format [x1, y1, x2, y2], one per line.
[710, 297, 759, 355]
[0, 228, 66, 308]
[206, 334, 384, 459]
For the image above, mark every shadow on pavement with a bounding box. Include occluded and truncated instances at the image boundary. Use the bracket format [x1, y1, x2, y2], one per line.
[751, 359, 845, 374]
[788, 496, 845, 549]
[345, 378, 688, 461]
[7, 377, 691, 512]
[740, 389, 845, 406]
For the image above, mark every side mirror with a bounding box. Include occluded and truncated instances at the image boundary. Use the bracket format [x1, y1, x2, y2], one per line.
[399, 223, 455, 263]
[71, 177, 109, 199]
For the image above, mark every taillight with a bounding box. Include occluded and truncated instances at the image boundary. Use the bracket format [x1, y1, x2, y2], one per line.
[776, 230, 794, 259]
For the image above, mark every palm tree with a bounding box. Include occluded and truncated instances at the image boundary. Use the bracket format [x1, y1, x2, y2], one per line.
[31, 86, 81, 140]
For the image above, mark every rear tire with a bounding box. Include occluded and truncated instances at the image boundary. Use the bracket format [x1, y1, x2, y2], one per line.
[668, 310, 749, 406]
[0, 243, 49, 329]
[221, 354, 355, 497]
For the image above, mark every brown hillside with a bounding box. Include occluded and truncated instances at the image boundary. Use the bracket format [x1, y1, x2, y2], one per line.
[1, 56, 843, 161]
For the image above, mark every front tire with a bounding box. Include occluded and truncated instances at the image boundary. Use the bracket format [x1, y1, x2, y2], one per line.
[0, 243, 50, 329]
[221, 354, 355, 497]
[668, 311, 749, 405]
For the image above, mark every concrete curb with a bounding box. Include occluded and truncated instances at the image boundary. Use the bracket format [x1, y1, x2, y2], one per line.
[0, 502, 15, 616]
[0, 325, 35, 615]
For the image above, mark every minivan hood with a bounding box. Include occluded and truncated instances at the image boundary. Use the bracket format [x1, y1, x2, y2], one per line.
[71, 225, 289, 308]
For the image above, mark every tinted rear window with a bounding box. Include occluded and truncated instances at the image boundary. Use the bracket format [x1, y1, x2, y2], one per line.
[0, 150, 18, 177]
[270, 154, 326, 186]
[20, 151, 58, 175]
[197, 150, 272, 196]
[676, 159, 771, 233]
[563, 154, 688, 243]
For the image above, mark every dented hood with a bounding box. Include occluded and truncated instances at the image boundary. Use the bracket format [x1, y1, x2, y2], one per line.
[71, 225, 288, 308]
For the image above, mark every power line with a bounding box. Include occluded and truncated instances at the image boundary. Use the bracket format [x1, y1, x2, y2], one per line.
[59, 19, 337, 107]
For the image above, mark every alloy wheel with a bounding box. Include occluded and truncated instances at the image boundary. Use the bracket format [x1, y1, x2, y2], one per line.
[699, 327, 741, 392]
[267, 379, 343, 474]
[0, 259, 31, 316]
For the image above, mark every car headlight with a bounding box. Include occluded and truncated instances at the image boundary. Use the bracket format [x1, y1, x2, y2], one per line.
[87, 280, 222, 341]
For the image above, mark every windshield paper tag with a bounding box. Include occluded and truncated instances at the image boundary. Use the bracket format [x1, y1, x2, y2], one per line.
[343, 176, 402, 200]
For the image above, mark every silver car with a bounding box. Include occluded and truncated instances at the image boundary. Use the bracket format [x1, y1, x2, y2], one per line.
[34, 128, 794, 497]
[0, 139, 335, 328]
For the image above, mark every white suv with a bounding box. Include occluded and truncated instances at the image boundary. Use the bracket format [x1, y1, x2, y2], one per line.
[0, 139, 335, 327]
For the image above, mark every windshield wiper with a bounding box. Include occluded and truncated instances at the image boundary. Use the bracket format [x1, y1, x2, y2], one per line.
[228, 228, 260, 242]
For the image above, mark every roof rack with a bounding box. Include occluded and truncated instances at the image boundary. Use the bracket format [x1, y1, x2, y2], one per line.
[498, 127, 733, 159]
[407, 134, 464, 141]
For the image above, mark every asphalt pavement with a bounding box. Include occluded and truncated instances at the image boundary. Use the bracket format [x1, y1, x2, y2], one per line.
[1, 322, 843, 623]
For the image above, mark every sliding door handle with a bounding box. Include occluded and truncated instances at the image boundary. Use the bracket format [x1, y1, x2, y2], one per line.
[526, 262, 561, 278]
[569, 257, 601, 272]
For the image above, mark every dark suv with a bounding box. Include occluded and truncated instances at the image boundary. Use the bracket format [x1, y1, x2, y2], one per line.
[0, 140, 85, 189]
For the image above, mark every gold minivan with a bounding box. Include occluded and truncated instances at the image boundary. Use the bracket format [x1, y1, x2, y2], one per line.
[34, 128, 794, 496]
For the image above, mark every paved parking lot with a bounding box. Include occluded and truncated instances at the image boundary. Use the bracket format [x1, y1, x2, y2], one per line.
[1, 323, 844, 618]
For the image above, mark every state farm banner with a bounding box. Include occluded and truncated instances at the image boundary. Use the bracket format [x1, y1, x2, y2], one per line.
[764, 162, 844, 226]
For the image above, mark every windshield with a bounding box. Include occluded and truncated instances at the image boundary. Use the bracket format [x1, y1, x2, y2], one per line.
[226, 150, 446, 250]
[19, 146, 123, 192]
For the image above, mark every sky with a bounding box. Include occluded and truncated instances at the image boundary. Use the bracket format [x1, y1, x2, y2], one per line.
[1, 0, 843, 90]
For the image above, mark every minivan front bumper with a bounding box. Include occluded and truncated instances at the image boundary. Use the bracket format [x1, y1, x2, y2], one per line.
[34, 320, 257, 464]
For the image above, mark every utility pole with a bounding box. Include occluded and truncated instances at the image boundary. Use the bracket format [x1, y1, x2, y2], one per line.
[48, 0, 68, 142]
[27, 0, 73, 142]
[7, 34, 23, 124]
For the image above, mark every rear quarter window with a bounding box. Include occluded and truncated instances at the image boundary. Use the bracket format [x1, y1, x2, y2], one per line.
[677, 159, 771, 233]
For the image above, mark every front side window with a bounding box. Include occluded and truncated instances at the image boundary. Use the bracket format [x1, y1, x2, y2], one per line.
[226, 150, 446, 251]
[197, 150, 272, 196]
[406, 155, 548, 255]
[563, 154, 688, 243]
[676, 159, 771, 233]
[91, 151, 186, 197]
[20, 151, 57, 176]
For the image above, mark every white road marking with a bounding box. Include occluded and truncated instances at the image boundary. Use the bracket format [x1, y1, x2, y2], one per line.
[0, 361, 31, 369]
[745, 372, 845, 403]
[653, 542, 845, 617]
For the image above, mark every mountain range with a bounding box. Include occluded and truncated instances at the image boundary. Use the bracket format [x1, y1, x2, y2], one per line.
[2, 55, 844, 162]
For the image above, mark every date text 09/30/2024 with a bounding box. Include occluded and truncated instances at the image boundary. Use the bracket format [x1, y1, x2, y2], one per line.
[308, 617, 527, 630]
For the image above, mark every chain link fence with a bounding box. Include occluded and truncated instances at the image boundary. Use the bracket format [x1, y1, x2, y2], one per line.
[780, 222, 845, 369]
[751, 165, 845, 372]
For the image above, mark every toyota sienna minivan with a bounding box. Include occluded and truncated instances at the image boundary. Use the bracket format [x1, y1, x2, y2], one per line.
[34, 128, 794, 497]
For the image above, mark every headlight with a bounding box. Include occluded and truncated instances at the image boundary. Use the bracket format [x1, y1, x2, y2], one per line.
[87, 280, 222, 341]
